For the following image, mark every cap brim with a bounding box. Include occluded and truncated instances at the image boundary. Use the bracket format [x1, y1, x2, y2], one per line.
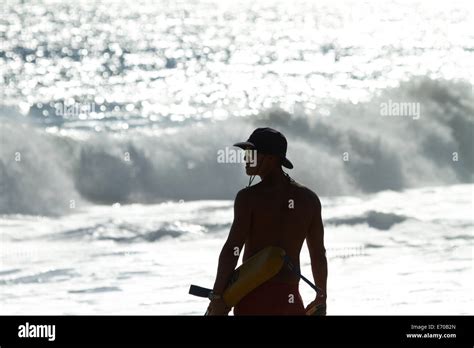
[233, 141, 256, 149]
[234, 141, 293, 169]
[281, 157, 294, 169]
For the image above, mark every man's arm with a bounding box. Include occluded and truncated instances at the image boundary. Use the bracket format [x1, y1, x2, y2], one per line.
[306, 196, 327, 303]
[212, 189, 251, 295]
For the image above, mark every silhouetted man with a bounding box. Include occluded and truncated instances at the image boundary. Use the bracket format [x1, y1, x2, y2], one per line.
[207, 127, 327, 315]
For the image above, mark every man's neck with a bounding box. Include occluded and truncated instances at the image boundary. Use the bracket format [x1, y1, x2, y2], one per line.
[259, 167, 288, 187]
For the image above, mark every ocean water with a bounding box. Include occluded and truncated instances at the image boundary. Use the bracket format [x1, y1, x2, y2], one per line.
[0, 185, 472, 314]
[0, 0, 473, 315]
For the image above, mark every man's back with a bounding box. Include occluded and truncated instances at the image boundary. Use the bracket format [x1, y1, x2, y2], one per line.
[241, 178, 322, 284]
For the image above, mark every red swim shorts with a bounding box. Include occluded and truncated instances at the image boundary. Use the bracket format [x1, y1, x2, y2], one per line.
[233, 281, 305, 316]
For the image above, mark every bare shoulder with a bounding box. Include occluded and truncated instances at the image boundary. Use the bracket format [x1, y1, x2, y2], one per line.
[290, 180, 322, 210]
[238, 181, 267, 197]
[235, 185, 255, 202]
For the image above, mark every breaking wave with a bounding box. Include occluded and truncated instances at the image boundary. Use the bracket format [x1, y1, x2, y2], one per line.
[0, 77, 473, 215]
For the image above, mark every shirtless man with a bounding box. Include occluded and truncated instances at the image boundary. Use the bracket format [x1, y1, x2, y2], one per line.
[207, 127, 327, 315]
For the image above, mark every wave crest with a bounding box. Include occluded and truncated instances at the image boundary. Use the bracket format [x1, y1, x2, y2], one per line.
[1, 77, 472, 215]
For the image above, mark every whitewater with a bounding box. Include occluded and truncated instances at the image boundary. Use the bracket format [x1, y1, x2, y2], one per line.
[0, 0, 473, 315]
